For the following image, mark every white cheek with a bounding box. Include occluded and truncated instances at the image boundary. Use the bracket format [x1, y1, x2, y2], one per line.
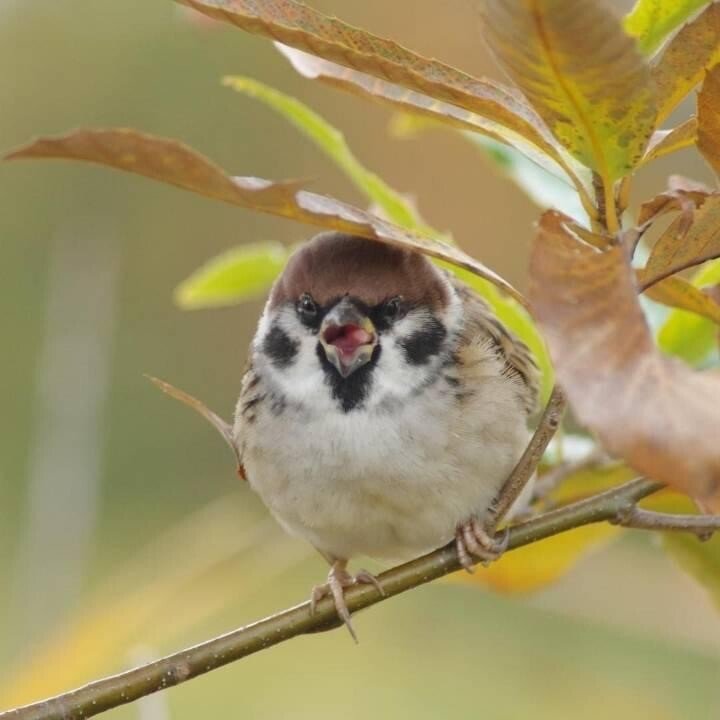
[253, 306, 333, 410]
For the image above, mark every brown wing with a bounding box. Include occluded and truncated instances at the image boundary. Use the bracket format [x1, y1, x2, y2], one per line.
[451, 277, 540, 416]
[233, 360, 268, 481]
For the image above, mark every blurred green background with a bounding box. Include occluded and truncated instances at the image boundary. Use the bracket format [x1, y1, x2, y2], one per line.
[2, 1, 719, 717]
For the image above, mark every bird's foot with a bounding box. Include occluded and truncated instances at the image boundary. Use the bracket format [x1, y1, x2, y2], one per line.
[310, 560, 385, 642]
[455, 516, 510, 573]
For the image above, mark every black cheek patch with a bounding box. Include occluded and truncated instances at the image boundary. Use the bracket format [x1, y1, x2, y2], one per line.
[263, 325, 299, 368]
[400, 317, 447, 365]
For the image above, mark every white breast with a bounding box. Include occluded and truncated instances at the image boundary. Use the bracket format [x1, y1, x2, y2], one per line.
[240, 361, 529, 562]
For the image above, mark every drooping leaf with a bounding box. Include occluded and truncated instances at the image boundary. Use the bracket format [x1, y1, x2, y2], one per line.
[624, 0, 711, 55]
[530, 210, 720, 507]
[480, 0, 657, 183]
[640, 272, 720, 324]
[4, 127, 306, 206]
[176, 0, 574, 183]
[175, 241, 290, 309]
[658, 259, 720, 364]
[640, 118, 698, 165]
[698, 63, 720, 177]
[275, 44, 592, 201]
[222, 75, 431, 233]
[5, 128, 524, 303]
[652, 2, 720, 123]
[641, 194, 720, 287]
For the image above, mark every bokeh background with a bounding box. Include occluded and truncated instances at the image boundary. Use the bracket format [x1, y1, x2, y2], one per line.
[2, 1, 720, 717]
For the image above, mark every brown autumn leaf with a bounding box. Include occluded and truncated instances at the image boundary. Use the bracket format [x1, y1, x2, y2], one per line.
[5, 128, 523, 304]
[652, 2, 720, 124]
[641, 194, 720, 288]
[698, 64, 720, 177]
[640, 274, 720, 325]
[640, 118, 698, 165]
[480, 0, 656, 183]
[636, 175, 710, 229]
[530, 210, 720, 507]
[175, 0, 564, 174]
[275, 45, 590, 198]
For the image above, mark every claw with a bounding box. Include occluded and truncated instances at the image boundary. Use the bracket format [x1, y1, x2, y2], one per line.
[309, 560, 383, 642]
[455, 516, 509, 572]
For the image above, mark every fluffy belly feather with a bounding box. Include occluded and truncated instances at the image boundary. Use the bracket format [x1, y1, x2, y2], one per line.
[243, 384, 528, 561]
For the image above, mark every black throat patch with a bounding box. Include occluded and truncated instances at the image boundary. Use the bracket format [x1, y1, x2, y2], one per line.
[316, 343, 381, 412]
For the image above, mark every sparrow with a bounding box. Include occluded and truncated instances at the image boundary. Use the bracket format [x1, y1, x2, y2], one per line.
[234, 231, 539, 638]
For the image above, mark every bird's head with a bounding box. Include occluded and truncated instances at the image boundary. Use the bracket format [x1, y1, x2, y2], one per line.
[253, 232, 460, 412]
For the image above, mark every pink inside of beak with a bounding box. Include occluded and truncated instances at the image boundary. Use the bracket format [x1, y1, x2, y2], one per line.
[323, 324, 374, 357]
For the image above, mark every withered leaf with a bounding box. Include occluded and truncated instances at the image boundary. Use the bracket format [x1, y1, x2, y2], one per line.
[636, 175, 710, 229]
[5, 128, 523, 304]
[698, 63, 720, 177]
[275, 44, 590, 198]
[146, 376, 244, 477]
[480, 0, 656, 182]
[176, 0, 567, 178]
[642, 193, 720, 287]
[530, 211, 720, 506]
[652, 2, 720, 124]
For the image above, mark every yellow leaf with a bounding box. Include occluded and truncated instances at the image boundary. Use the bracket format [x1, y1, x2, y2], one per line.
[480, 0, 656, 183]
[698, 63, 720, 177]
[652, 2, 720, 124]
[456, 524, 619, 593]
[641, 118, 698, 165]
[640, 273, 720, 324]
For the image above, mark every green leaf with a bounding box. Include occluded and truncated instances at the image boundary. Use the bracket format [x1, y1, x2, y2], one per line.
[223, 75, 431, 233]
[463, 135, 588, 225]
[174, 242, 290, 309]
[658, 259, 720, 365]
[624, 0, 711, 55]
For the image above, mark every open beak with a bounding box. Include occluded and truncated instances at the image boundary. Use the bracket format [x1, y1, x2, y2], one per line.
[319, 299, 377, 378]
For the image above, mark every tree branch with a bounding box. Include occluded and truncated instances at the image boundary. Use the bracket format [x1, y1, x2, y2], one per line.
[485, 384, 566, 528]
[2, 476, 688, 720]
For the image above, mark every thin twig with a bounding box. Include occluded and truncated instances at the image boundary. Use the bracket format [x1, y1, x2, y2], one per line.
[486, 384, 566, 529]
[612, 506, 720, 541]
[2, 477, 679, 720]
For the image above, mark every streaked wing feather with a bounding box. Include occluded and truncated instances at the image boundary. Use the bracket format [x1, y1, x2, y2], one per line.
[451, 279, 540, 415]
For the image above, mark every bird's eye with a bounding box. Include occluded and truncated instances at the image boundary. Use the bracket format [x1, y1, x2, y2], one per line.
[382, 296, 403, 320]
[297, 293, 318, 319]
